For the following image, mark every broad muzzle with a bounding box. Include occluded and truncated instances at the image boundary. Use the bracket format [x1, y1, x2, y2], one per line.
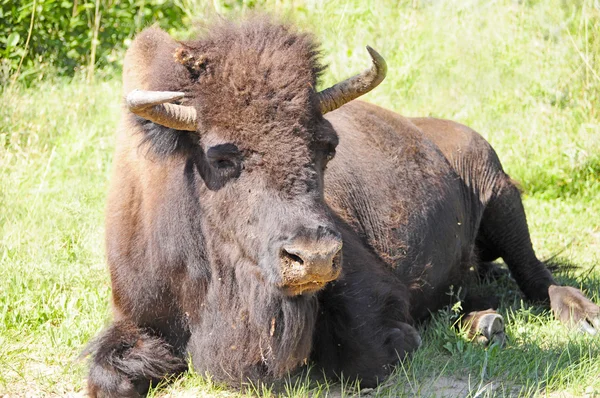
[279, 226, 342, 295]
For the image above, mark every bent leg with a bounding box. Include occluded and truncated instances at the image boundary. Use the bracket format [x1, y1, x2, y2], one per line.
[477, 179, 555, 302]
[477, 177, 600, 332]
[85, 320, 187, 398]
[313, 285, 421, 388]
[311, 229, 422, 388]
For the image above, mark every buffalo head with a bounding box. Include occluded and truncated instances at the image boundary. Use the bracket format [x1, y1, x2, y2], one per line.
[125, 22, 386, 297]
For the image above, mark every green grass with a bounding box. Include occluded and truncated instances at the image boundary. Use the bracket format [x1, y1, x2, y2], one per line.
[1, 0, 599, 396]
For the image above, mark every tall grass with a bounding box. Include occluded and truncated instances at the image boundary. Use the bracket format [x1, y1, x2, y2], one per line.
[0, 78, 117, 394]
[1, 0, 599, 396]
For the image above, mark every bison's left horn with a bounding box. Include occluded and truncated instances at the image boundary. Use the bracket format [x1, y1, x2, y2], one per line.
[317, 46, 387, 115]
[126, 90, 198, 131]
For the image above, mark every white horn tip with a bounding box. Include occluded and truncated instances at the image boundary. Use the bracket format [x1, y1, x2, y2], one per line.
[126, 90, 187, 110]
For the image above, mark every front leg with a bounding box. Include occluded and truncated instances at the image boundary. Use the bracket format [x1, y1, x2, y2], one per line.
[312, 262, 421, 387]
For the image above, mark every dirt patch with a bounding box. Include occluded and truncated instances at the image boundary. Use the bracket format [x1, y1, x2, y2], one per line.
[416, 376, 473, 397]
[319, 375, 490, 397]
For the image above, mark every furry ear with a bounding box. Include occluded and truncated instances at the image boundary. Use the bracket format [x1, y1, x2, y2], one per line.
[123, 27, 178, 94]
[124, 28, 201, 157]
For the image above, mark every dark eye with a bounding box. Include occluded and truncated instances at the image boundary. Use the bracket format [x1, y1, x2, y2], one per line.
[206, 143, 241, 170]
[312, 132, 338, 168]
[201, 143, 243, 189]
[214, 158, 234, 169]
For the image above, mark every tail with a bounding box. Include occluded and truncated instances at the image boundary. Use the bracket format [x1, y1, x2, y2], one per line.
[83, 320, 187, 397]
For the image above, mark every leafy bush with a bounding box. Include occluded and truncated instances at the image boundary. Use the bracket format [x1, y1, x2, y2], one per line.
[0, 0, 192, 84]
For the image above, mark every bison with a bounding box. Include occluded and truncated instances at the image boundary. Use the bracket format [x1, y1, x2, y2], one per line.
[85, 17, 600, 397]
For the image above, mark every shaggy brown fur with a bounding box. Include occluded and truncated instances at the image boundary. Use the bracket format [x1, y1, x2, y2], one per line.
[85, 16, 600, 397]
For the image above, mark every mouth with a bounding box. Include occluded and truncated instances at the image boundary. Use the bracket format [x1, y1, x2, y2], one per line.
[282, 280, 328, 296]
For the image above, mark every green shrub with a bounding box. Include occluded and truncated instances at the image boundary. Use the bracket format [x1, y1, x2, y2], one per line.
[0, 0, 192, 84]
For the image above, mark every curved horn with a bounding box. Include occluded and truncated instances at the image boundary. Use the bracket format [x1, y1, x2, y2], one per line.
[317, 46, 387, 114]
[126, 89, 198, 131]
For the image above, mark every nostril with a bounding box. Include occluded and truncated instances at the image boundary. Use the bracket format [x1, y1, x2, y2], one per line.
[281, 249, 304, 266]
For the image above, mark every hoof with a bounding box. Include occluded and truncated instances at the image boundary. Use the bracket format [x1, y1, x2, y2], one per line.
[474, 313, 506, 346]
[579, 318, 599, 336]
[463, 310, 506, 347]
[549, 285, 600, 335]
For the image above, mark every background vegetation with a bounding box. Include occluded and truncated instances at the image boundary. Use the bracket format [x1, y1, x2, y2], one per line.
[1, 0, 599, 396]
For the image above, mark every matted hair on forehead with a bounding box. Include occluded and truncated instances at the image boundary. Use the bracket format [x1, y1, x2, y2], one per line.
[177, 16, 327, 129]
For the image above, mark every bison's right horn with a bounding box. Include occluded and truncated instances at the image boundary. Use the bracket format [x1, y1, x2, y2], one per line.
[126, 90, 198, 132]
[317, 46, 387, 114]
